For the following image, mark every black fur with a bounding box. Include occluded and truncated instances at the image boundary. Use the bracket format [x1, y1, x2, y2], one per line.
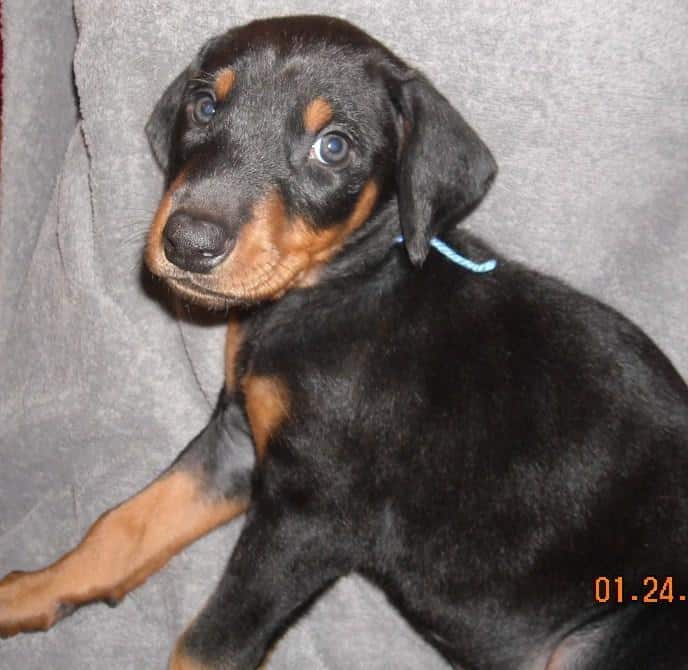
[142, 15, 688, 669]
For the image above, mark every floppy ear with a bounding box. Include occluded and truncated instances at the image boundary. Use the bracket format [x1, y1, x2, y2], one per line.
[393, 74, 497, 266]
[145, 67, 191, 171]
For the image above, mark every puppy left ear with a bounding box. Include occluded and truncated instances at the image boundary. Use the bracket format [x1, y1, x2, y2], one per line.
[145, 67, 191, 172]
[391, 73, 497, 266]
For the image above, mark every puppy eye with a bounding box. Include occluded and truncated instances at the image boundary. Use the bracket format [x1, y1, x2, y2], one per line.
[311, 133, 351, 166]
[192, 93, 217, 124]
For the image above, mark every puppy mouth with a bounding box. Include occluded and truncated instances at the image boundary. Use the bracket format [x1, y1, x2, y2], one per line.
[163, 265, 288, 309]
[164, 277, 238, 309]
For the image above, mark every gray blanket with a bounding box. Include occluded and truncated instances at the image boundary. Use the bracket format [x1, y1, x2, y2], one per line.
[1, 1, 686, 668]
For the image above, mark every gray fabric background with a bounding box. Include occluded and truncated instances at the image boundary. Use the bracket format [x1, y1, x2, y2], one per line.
[1, 1, 686, 668]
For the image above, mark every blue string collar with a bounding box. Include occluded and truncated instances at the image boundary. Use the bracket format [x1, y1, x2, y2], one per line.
[394, 236, 497, 274]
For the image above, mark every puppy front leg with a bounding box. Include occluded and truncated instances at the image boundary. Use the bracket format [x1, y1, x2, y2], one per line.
[0, 392, 254, 637]
[171, 507, 351, 670]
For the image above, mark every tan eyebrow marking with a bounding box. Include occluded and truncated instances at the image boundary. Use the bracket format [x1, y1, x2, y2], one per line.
[214, 68, 236, 101]
[303, 97, 334, 134]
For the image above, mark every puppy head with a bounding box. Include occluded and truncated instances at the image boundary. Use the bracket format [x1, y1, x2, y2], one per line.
[145, 16, 496, 309]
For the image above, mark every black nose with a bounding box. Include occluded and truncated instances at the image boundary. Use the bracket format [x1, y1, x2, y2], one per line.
[163, 211, 231, 273]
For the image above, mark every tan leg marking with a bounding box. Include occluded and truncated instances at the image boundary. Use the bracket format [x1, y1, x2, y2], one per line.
[257, 645, 277, 669]
[303, 97, 334, 134]
[214, 68, 236, 102]
[169, 640, 212, 670]
[0, 470, 247, 637]
[242, 375, 290, 461]
[170, 613, 276, 670]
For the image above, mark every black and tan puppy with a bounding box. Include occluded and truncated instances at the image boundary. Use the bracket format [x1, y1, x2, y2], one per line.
[1, 15, 687, 670]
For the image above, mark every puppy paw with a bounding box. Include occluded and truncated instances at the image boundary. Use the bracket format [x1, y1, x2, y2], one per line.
[0, 569, 66, 638]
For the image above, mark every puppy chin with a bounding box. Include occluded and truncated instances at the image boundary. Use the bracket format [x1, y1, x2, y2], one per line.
[165, 277, 237, 310]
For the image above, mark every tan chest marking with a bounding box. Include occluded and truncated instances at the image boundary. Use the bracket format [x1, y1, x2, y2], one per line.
[242, 375, 290, 461]
[224, 316, 245, 393]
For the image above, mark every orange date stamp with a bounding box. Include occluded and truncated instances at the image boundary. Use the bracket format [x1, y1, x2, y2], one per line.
[594, 576, 685, 604]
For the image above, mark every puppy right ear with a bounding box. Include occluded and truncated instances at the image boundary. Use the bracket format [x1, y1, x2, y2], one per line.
[145, 67, 191, 171]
